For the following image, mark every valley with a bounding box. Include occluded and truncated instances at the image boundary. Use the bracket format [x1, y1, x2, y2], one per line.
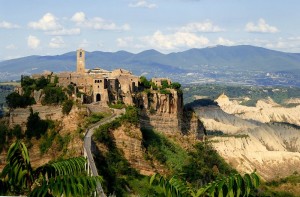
[189, 90, 300, 181]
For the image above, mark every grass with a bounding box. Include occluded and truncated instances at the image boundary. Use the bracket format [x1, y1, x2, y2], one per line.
[141, 128, 189, 173]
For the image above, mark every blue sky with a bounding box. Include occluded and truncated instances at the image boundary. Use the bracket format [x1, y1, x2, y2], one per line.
[1, 0, 300, 60]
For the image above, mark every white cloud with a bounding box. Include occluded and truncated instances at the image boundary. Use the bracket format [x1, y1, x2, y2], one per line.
[117, 37, 133, 47]
[0, 21, 20, 29]
[5, 44, 18, 50]
[28, 13, 62, 31]
[264, 37, 300, 52]
[49, 36, 65, 48]
[46, 28, 81, 36]
[142, 31, 209, 50]
[129, 0, 157, 8]
[71, 12, 130, 31]
[179, 21, 224, 33]
[216, 37, 235, 46]
[245, 18, 278, 33]
[27, 35, 40, 49]
[71, 12, 86, 23]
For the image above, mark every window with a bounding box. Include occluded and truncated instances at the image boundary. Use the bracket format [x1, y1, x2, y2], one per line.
[79, 52, 82, 57]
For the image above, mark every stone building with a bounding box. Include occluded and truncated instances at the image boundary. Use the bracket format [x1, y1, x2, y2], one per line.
[32, 49, 140, 105]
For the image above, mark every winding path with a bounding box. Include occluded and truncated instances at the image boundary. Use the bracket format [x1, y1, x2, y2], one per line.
[83, 109, 124, 197]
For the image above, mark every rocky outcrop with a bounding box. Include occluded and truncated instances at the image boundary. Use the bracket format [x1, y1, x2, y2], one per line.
[193, 95, 300, 180]
[138, 90, 184, 133]
[112, 124, 155, 176]
[9, 105, 63, 129]
[216, 93, 300, 126]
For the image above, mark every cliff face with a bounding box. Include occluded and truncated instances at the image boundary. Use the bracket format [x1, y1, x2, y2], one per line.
[193, 94, 300, 180]
[9, 105, 63, 129]
[137, 90, 184, 133]
[112, 124, 155, 176]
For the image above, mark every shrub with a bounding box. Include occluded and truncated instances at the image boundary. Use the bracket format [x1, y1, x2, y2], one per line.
[11, 124, 23, 139]
[161, 80, 170, 89]
[159, 89, 171, 94]
[0, 124, 8, 152]
[109, 100, 125, 109]
[140, 76, 151, 89]
[62, 100, 73, 115]
[25, 108, 49, 139]
[180, 142, 237, 185]
[171, 82, 181, 90]
[42, 86, 67, 105]
[123, 106, 139, 125]
[6, 92, 35, 108]
[39, 130, 56, 154]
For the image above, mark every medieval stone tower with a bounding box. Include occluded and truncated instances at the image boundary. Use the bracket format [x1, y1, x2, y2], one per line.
[76, 49, 85, 74]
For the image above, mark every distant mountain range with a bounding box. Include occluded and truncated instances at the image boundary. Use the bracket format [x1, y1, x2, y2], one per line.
[1, 45, 300, 85]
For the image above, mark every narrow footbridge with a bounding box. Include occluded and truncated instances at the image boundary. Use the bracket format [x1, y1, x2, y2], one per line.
[83, 109, 124, 197]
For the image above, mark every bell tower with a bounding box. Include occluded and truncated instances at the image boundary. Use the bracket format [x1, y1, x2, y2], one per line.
[77, 49, 85, 74]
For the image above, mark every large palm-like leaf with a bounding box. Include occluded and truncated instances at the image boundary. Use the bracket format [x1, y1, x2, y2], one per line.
[150, 172, 260, 197]
[0, 141, 103, 196]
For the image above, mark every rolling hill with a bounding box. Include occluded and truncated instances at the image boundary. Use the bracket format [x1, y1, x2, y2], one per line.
[1, 45, 300, 84]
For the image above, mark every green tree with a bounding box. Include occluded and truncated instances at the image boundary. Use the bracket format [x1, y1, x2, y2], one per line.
[35, 76, 49, 90]
[0, 124, 8, 152]
[140, 76, 151, 89]
[161, 80, 170, 89]
[6, 92, 35, 108]
[25, 108, 48, 139]
[62, 100, 73, 115]
[181, 142, 235, 185]
[171, 82, 181, 90]
[42, 86, 67, 105]
[11, 124, 23, 139]
[0, 141, 102, 196]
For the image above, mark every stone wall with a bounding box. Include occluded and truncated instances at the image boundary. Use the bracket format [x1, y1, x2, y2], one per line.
[9, 105, 63, 129]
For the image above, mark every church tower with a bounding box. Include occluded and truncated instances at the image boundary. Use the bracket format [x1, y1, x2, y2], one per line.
[77, 49, 85, 74]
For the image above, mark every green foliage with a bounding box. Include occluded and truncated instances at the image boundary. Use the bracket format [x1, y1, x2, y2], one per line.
[150, 82, 158, 90]
[62, 99, 73, 115]
[141, 128, 189, 173]
[150, 172, 260, 197]
[140, 76, 151, 89]
[161, 80, 170, 89]
[122, 106, 139, 125]
[25, 108, 49, 139]
[0, 141, 102, 196]
[11, 124, 23, 139]
[54, 76, 59, 84]
[0, 124, 8, 152]
[160, 89, 172, 94]
[66, 84, 74, 96]
[35, 76, 49, 90]
[39, 130, 56, 154]
[56, 133, 71, 152]
[42, 86, 67, 105]
[171, 82, 181, 90]
[6, 92, 35, 108]
[180, 142, 237, 186]
[93, 122, 140, 195]
[109, 100, 126, 109]
[85, 112, 106, 125]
